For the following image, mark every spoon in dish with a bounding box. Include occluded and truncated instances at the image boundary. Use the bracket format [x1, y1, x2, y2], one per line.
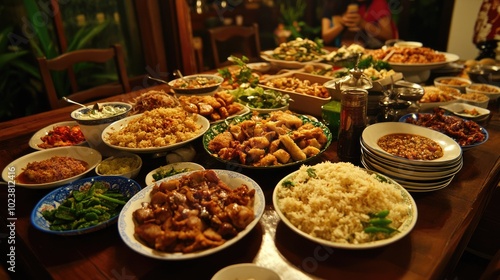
[147, 76, 180, 105]
[62, 97, 100, 111]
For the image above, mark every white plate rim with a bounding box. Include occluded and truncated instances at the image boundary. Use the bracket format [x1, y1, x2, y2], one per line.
[439, 102, 490, 119]
[209, 104, 251, 125]
[101, 113, 210, 154]
[362, 122, 462, 165]
[30, 175, 142, 235]
[144, 162, 205, 186]
[29, 121, 87, 150]
[360, 142, 462, 171]
[272, 168, 418, 249]
[260, 50, 325, 69]
[1, 146, 102, 189]
[118, 169, 265, 260]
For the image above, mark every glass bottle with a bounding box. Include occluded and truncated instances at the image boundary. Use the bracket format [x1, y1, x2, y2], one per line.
[337, 88, 368, 164]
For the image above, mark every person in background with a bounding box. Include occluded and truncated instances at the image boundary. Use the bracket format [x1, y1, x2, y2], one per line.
[321, 0, 398, 48]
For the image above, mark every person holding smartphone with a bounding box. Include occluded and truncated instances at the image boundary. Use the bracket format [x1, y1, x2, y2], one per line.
[321, 0, 398, 48]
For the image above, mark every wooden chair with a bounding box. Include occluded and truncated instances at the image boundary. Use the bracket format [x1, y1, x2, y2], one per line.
[37, 44, 131, 109]
[208, 23, 261, 68]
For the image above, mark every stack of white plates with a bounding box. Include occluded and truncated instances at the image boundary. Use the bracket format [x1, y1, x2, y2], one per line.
[360, 122, 463, 192]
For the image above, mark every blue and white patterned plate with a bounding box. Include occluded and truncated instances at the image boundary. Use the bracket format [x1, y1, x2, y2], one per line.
[31, 176, 141, 236]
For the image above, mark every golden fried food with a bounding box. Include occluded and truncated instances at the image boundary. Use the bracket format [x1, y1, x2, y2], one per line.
[207, 111, 329, 166]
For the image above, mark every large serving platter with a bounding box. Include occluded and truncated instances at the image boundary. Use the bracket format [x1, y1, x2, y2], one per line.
[1, 146, 101, 189]
[273, 167, 418, 249]
[260, 50, 325, 69]
[362, 122, 462, 165]
[101, 114, 210, 154]
[399, 113, 489, 150]
[29, 121, 87, 150]
[202, 113, 332, 169]
[388, 52, 459, 72]
[31, 176, 141, 236]
[118, 169, 265, 260]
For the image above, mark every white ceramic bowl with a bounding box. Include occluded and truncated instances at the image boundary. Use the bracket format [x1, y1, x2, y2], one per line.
[71, 102, 132, 156]
[1, 146, 102, 189]
[466, 83, 500, 101]
[434, 76, 472, 93]
[95, 153, 142, 179]
[394, 41, 423, 48]
[145, 162, 205, 186]
[211, 263, 281, 280]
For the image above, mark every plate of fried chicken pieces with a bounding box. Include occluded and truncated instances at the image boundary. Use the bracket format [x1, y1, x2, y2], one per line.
[203, 110, 332, 168]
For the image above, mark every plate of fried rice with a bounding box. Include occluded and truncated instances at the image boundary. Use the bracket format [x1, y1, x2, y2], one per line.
[273, 161, 417, 249]
[101, 107, 209, 154]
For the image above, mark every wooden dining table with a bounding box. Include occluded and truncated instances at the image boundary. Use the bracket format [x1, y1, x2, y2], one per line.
[1, 83, 499, 280]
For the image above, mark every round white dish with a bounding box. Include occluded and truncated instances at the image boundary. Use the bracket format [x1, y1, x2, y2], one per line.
[399, 113, 489, 150]
[466, 83, 500, 101]
[439, 102, 490, 119]
[362, 153, 462, 180]
[362, 122, 462, 165]
[394, 41, 423, 48]
[29, 121, 87, 150]
[118, 169, 265, 260]
[260, 50, 325, 69]
[167, 74, 223, 95]
[273, 168, 418, 249]
[389, 52, 459, 72]
[209, 105, 250, 125]
[101, 114, 210, 154]
[247, 62, 272, 72]
[144, 162, 205, 186]
[31, 176, 141, 236]
[211, 263, 281, 280]
[2, 146, 101, 189]
[95, 152, 142, 179]
[360, 141, 462, 171]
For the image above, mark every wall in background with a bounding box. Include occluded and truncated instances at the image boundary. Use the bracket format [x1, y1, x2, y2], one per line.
[447, 0, 482, 60]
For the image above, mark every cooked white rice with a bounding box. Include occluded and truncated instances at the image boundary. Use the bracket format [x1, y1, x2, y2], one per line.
[276, 161, 410, 244]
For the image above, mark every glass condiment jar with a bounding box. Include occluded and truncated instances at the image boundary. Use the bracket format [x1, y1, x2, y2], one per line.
[337, 88, 368, 164]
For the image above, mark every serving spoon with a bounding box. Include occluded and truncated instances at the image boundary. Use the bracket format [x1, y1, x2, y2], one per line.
[146, 75, 180, 105]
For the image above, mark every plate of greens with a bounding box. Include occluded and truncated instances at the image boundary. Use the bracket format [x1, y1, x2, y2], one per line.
[31, 176, 141, 235]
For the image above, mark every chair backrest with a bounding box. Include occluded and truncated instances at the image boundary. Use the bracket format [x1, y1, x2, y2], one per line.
[208, 23, 261, 68]
[37, 44, 131, 109]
